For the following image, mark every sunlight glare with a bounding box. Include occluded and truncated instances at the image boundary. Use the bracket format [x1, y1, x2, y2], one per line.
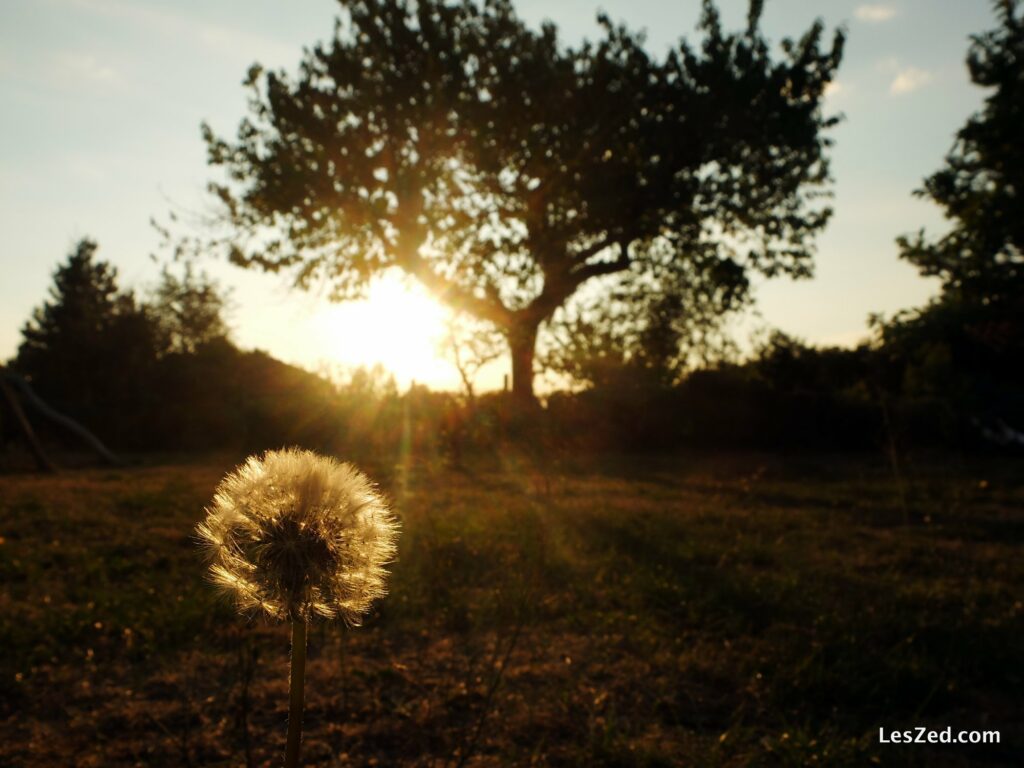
[316, 273, 454, 389]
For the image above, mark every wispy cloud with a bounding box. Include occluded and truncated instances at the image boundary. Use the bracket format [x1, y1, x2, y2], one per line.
[854, 4, 897, 22]
[64, 0, 297, 65]
[889, 66, 931, 95]
[65, 151, 111, 182]
[50, 51, 120, 86]
[875, 55, 900, 72]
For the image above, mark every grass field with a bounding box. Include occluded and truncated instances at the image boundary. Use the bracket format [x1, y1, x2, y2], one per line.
[1, 452, 1022, 766]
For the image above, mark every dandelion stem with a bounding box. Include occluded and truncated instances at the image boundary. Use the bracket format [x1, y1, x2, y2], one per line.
[284, 619, 307, 768]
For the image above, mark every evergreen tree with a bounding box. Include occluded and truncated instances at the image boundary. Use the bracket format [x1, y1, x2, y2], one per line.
[14, 239, 160, 433]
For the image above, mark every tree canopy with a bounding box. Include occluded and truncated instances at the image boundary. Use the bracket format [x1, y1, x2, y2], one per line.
[14, 240, 159, 420]
[150, 263, 231, 355]
[200, 0, 844, 399]
[898, 0, 1023, 302]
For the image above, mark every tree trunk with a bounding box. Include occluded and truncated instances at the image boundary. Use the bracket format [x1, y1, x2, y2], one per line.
[0, 372, 57, 473]
[508, 322, 539, 403]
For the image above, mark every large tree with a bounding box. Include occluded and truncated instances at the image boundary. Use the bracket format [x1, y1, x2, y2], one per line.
[201, 0, 843, 400]
[898, 0, 1023, 302]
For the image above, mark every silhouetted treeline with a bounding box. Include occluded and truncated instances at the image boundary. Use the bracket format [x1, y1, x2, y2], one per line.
[5, 236, 1022, 462]
[3, 241, 365, 456]
[545, 304, 1022, 455]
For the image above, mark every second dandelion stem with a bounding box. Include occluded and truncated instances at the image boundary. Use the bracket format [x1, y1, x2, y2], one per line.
[284, 619, 307, 768]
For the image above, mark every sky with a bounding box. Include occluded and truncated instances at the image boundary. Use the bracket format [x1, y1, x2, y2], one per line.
[0, 0, 1000, 391]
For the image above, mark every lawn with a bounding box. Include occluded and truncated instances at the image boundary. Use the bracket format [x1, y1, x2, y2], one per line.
[1, 452, 1022, 766]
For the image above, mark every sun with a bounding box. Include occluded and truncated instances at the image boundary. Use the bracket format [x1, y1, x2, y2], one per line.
[315, 272, 455, 389]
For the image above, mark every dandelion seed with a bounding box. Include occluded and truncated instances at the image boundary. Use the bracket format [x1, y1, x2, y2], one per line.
[197, 448, 399, 768]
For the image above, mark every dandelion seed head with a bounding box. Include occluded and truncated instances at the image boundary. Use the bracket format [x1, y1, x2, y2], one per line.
[197, 448, 399, 624]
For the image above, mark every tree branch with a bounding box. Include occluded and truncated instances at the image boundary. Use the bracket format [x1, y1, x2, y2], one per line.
[569, 247, 631, 283]
[569, 236, 615, 265]
[519, 242, 633, 326]
[400, 250, 511, 327]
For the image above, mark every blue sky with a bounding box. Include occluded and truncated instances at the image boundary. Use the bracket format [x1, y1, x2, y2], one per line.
[0, 0, 999, 390]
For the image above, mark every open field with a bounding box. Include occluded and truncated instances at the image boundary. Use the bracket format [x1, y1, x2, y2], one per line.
[1, 452, 1022, 766]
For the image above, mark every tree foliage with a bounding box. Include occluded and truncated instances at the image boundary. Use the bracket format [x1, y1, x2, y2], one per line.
[898, 0, 1024, 301]
[10, 240, 244, 448]
[199, 0, 843, 399]
[872, 295, 1024, 435]
[541, 261, 744, 391]
[888, 1, 1024, 437]
[18, 240, 136, 367]
[150, 263, 232, 354]
[14, 240, 160, 423]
